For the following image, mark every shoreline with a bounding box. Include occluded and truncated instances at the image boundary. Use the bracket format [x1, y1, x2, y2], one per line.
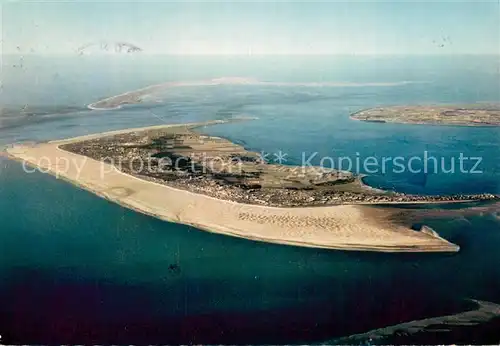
[6, 152, 460, 253]
[331, 299, 500, 344]
[5, 122, 466, 253]
[54, 143, 490, 210]
[350, 105, 500, 127]
[350, 114, 500, 128]
[54, 122, 497, 208]
[87, 78, 426, 110]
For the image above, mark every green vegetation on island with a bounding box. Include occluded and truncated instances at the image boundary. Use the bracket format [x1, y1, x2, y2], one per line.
[352, 104, 500, 126]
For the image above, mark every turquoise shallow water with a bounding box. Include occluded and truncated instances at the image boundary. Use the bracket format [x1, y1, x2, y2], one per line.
[0, 55, 499, 343]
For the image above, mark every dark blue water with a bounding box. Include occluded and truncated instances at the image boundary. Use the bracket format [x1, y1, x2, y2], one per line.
[0, 55, 499, 343]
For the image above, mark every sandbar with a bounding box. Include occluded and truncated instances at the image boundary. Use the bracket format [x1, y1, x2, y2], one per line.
[88, 78, 424, 110]
[5, 121, 472, 252]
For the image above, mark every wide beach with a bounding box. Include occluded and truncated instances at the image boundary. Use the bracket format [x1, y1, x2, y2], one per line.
[5, 122, 465, 253]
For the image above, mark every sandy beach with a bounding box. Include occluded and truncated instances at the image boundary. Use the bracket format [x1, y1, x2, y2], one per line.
[5, 123, 463, 252]
[87, 78, 423, 110]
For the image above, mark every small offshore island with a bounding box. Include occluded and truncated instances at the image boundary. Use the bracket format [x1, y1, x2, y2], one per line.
[352, 104, 500, 126]
[5, 120, 498, 253]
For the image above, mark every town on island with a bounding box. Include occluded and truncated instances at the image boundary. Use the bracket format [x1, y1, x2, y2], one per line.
[5, 86, 500, 253]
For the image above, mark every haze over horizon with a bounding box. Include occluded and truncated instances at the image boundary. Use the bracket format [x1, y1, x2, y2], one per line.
[2, 1, 499, 56]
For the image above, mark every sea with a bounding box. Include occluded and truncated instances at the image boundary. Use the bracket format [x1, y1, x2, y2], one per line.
[0, 54, 499, 344]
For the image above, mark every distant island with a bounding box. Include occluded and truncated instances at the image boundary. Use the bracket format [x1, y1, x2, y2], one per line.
[5, 120, 498, 252]
[88, 78, 422, 110]
[351, 104, 500, 126]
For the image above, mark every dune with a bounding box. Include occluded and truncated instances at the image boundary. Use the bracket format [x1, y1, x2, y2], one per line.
[5, 122, 460, 253]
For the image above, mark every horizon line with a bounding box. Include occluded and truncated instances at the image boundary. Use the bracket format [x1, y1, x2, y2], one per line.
[2, 52, 500, 57]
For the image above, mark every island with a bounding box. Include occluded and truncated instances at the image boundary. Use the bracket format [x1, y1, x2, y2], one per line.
[331, 299, 500, 344]
[5, 120, 498, 252]
[351, 104, 500, 126]
[88, 78, 418, 110]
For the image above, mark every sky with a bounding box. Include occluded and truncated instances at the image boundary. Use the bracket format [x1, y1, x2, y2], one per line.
[1, 1, 499, 55]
